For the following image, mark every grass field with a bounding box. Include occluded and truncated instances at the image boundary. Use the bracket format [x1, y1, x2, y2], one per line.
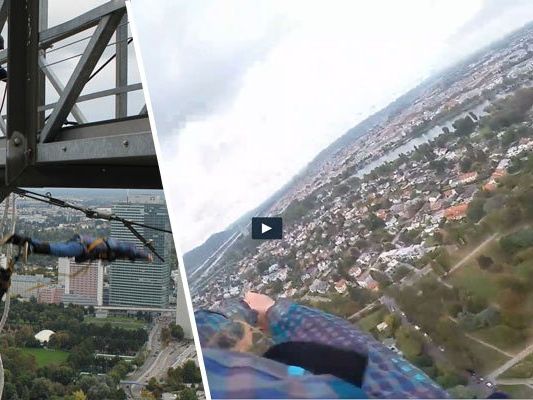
[472, 325, 529, 353]
[500, 353, 533, 379]
[462, 336, 510, 375]
[497, 385, 533, 399]
[83, 316, 147, 330]
[449, 264, 499, 301]
[18, 348, 69, 368]
[357, 307, 386, 332]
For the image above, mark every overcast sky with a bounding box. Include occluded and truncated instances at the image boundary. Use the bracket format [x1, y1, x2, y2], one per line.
[0, 1, 144, 122]
[129, 0, 533, 252]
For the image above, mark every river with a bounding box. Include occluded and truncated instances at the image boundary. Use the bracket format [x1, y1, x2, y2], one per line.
[355, 101, 490, 177]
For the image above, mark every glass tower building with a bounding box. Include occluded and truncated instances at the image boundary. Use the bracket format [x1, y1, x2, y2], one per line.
[109, 200, 171, 308]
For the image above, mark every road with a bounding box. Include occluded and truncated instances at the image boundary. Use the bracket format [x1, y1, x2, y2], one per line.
[189, 230, 241, 282]
[494, 378, 533, 386]
[190, 229, 246, 294]
[487, 341, 533, 380]
[171, 343, 197, 368]
[377, 295, 497, 396]
[348, 300, 379, 320]
[124, 318, 164, 399]
[121, 314, 195, 399]
[124, 340, 197, 399]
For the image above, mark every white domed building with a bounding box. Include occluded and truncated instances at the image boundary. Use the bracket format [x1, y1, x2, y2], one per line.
[34, 329, 55, 344]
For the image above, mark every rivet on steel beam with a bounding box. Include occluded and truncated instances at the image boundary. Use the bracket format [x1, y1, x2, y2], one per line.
[13, 137, 21, 146]
[62, 146, 67, 152]
[123, 140, 129, 147]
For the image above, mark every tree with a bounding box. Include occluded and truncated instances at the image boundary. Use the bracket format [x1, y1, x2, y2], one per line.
[467, 198, 485, 223]
[179, 388, 198, 400]
[500, 228, 533, 255]
[364, 213, 385, 231]
[384, 313, 401, 334]
[108, 360, 132, 384]
[476, 255, 493, 270]
[49, 331, 71, 350]
[182, 360, 202, 383]
[170, 323, 185, 341]
[140, 389, 157, 400]
[161, 327, 171, 345]
[348, 287, 377, 305]
[452, 115, 476, 136]
[436, 371, 467, 389]
[429, 159, 446, 175]
[459, 157, 473, 173]
[256, 260, 269, 275]
[72, 390, 88, 400]
[394, 326, 423, 360]
[146, 377, 163, 398]
[30, 377, 55, 400]
[370, 270, 392, 288]
[43, 365, 76, 386]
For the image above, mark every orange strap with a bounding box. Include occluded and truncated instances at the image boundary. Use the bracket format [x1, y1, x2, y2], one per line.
[86, 238, 106, 257]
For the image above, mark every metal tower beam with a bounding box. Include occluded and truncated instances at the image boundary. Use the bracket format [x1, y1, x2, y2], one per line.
[0, 117, 161, 189]
[6, 0, 39, 184]
[1, 0, 161, 200]
[40, 10, 125, 143]
[39, 0, 126, 49]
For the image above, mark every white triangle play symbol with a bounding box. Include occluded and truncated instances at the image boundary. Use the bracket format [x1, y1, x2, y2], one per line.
[261, 223, 272, 234]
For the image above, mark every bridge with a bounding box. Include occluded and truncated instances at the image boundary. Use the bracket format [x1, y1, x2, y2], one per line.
[95, 353, 136, 360]
[0, 0, 161, 201]
[120, 380, 145, 387]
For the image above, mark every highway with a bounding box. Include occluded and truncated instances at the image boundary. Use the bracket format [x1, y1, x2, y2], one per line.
[190, 229, 244, 294]
[122, 315, 197, 399]
[379, 296, 493, 397]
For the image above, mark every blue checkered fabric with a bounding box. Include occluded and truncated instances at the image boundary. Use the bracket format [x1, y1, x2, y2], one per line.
[196, 299, 449, 399]
[267, 300, 448, 398]
[204, 347, 368, 399]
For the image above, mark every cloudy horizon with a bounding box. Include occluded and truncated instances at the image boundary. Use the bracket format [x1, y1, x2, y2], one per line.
[130, 0, 533, 252]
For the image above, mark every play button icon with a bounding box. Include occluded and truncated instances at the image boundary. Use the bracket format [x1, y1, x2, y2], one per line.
[252, 217, 282, 240]
[261, 223, 272, 234]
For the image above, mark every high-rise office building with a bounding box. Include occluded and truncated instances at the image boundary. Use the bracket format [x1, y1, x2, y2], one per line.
[109, 201, 171, 308]
[60, 257, 104, 306]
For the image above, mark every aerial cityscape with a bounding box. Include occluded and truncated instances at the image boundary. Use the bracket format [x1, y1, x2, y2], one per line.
[188, 22, 533, 399]
[0, 191, 202, 400]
